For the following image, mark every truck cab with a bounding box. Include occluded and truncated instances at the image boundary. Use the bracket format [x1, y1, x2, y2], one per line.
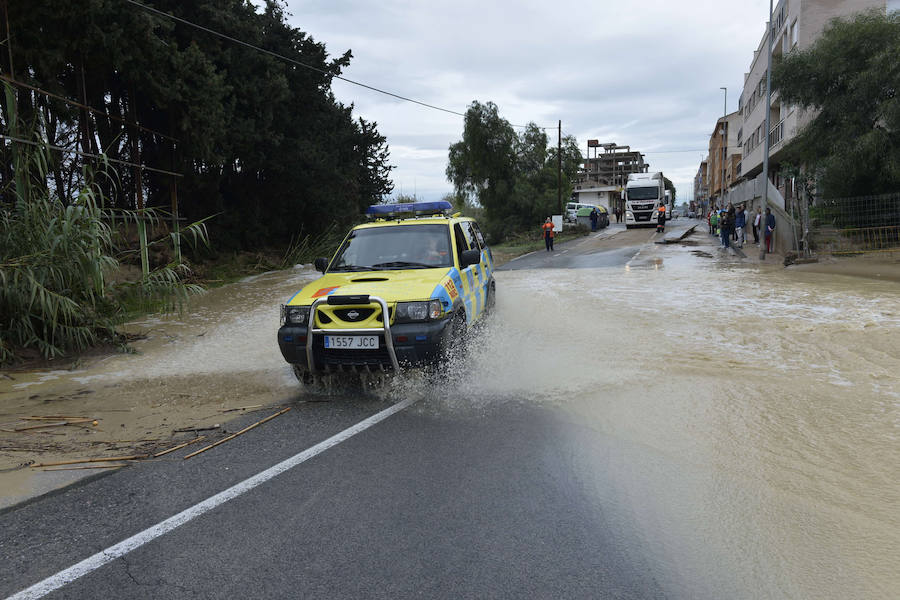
[624, 172, 665, 229]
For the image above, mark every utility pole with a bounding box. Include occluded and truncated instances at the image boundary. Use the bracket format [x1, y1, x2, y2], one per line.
[557, 120, 562, 216]
[760, 0, 774, 260]
[720, 87, 727, 210]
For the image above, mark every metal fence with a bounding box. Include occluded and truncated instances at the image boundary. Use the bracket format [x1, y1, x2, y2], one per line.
[810, 192, 900, 254]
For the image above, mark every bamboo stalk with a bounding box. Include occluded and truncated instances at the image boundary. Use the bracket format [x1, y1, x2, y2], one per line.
[32, 455, 148, 467]
[15, 421, 69, 431]
[184, 407, 291, 460]
[218, 404, 263, 413]
[24, 416, 91, 420]
[42, 464, 127, 471]
[15, 418, 94, 431]
[173, 425, 220, 433]
[152, 436, 206, 458]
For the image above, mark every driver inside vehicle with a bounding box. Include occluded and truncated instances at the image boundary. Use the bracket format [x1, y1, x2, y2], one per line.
[417, 234, 449, 266]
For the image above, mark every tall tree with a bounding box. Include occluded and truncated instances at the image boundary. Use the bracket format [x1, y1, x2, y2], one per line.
[772, 9, 900, 197]
[1, 0, 394, 248]
[446, 101, 517, 238]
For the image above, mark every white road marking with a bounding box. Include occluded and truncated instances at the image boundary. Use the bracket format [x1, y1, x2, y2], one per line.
[506, 250, 538, 263]
[6, 396, 419, 600]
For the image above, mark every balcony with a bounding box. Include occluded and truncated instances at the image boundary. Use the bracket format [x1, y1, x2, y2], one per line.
[769, 120, 784, 147]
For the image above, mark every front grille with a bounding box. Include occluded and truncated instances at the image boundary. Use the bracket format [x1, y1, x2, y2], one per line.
[312, 335, 392, 369]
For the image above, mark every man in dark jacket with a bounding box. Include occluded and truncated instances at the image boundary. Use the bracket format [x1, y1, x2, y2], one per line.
[764, 207, 776, 253]
[721, 203, 735, 249]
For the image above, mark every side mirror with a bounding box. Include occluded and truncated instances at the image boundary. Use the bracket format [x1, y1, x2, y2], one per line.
[460, 249, 481, 268]
[314, 257, 329, 273]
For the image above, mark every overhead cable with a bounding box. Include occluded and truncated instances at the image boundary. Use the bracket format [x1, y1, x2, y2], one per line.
[0, 134, 183, 177]
[123, 0, 552, 130]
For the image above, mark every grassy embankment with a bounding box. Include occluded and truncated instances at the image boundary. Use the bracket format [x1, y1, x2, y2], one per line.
[490, 224, 590, 266]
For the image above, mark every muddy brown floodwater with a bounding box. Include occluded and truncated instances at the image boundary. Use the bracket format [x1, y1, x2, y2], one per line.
[1, 245, 898, 599]
[0, 266, 321, 507]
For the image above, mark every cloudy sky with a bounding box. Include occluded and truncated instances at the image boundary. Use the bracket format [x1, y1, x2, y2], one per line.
[277, 0, 774, 203]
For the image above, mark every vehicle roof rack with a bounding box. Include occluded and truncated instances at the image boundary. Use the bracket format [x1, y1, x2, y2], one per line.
[366, 200, 453, 220]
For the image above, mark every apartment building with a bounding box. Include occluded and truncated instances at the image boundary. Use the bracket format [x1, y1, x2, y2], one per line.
[739, 0, 895, 182]
[694, 160, 709, 215]
[707, 111, 742, 207]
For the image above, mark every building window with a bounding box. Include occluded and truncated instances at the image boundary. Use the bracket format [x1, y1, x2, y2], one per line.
[791, 20, 798, 46]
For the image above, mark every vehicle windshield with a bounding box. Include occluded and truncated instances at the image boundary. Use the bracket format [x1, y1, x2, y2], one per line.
[330, 224, 453, 271]
[627, 186, 660, 201]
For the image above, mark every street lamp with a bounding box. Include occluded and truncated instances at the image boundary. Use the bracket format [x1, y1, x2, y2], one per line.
[720, 87, 727, 210]
[760, 0, 774, 260]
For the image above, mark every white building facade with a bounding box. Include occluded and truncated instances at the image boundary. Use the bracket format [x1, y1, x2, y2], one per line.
[730, 0, 896, 254]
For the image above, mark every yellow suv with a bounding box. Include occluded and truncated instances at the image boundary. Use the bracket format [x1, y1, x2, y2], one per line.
[278, 201, 495, 382]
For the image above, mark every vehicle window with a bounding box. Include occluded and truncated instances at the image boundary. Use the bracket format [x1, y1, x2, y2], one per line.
[627, 187, 659, 200]
[453, 223, 469, 266]
[460, 221, 479, 251]
[566, 203, 576, 210]
[470, 222, 487, 247]
[331, 224, 452, 270]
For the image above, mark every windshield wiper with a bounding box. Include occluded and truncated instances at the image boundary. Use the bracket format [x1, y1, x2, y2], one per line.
[371, 261, 433, 269]
[330, 265, 374, 272]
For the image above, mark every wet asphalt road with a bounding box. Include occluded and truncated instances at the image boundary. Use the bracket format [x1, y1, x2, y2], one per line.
[499, 221, 689, 271]
[0, 223, 694, 600]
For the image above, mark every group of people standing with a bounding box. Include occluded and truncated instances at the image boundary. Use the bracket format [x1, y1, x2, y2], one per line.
[707, 204, 776, 252]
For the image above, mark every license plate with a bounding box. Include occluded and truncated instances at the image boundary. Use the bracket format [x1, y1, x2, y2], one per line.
[323, 335, 379, 349]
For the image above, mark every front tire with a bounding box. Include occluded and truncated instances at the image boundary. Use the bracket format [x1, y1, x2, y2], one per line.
[439, 311, 468, 362]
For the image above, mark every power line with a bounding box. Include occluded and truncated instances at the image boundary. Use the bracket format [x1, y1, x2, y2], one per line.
[0, 74, 178, 142]
[123, 0, 551, 130]
[0, 134, 182, 177]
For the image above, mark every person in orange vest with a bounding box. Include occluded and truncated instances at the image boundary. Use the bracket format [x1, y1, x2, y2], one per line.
[656, 203, 666, 232]
[542, 217, 555, 251]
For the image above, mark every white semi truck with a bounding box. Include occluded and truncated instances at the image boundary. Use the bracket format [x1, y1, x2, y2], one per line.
[624, 172, 666, 229]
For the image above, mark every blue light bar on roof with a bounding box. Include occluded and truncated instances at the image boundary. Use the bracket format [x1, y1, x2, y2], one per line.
[366, 200, 453, 218]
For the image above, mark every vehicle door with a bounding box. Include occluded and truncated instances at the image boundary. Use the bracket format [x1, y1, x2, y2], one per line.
[452, 222, 479, 322]
[462, 221, 493, 318]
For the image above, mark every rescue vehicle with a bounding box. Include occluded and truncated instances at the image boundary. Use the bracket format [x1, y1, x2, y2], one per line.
[277, 201, 495, 384]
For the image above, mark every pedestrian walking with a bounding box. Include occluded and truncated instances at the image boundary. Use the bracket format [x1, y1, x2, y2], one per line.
[709, 210, 718, 236]
[542, 217, 555, 251]
[590, 208, 598, 232]
[734, 204, 746, 248]
[753, 207, 761, 244]
[764, 207, 776, 253]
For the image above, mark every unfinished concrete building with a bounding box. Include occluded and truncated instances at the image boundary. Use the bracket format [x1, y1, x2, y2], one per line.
[572, 142, 648, 213]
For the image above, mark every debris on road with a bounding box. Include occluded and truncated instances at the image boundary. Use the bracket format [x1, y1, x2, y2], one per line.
[32, 455, 148, 468]
[218, 404, 263, 413]
[173, 424, 221, 433]
[41, 464, 128, 471]
[184, 406, 291, 460]
[152, 436, 207, 458]
[14, 418, 96, 432]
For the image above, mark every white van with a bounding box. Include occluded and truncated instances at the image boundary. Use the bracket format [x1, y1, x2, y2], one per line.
[566, 202, 594, 223]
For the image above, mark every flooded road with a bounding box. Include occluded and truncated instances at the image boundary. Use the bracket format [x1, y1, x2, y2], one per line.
[482, 242, 900, 599]
[2, 227, 898, 598]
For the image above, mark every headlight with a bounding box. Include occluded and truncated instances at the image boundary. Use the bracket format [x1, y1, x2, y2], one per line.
[626, 211, 633, 218]
[280, 305, 310, 326]
[396, 300, 443, 322]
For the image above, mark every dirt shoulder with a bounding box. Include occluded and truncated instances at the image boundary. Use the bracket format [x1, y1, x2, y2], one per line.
[787, 252, 900, 282]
